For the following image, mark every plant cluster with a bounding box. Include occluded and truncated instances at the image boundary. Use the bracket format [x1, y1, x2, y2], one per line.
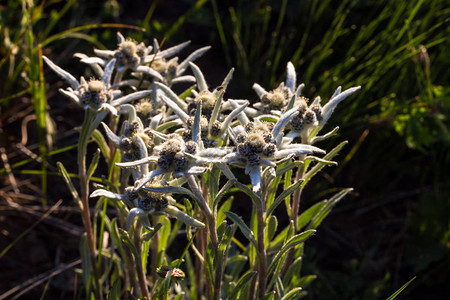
[44, 31, 360, 299]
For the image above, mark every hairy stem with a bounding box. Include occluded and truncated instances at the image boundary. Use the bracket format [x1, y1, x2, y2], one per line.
[283, 158, 305, 275]
[256, 202, 267, 299]
[78, 110, 102, 300]
[134, 222, 150, 299]
[186, 175, 220, 299]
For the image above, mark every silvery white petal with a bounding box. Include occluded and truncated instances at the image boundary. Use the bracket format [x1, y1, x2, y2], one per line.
[127, 207, 145, 231]
[117, 32, 125, 44]
[156, 40, 190, 59]
[171, 75, 196, 84]
[135, 135, 149, 175]
[111, 90, 152, 106]
[112, 90, 122, 98]
[149, 129, 168, 141]
[279, 143, 325, 152]
[252, 83, 267, 98]
[216, 162, 237, 181]
[93, 49, 115, 59]
[150, 113, 163, 130]
[192, 101, 202, 144]
[102, 59, 116, 85]
[88, 110, 108, 133]
[310, 126, 340, 143]
[43, 56, 80, 90]
[218, 68, 235, 92]
[219, 101, 249, 136]
[111, 79, 142, 89]
[154, 81, 188, 110]
[274, 146, 325, 159]
[312, 96, 321, 105]
[260, 159, 276, 167]
[59, 88, 80, 104]
[90, 189, 127, 200]
[189, 62, 208, 91]
[198, 147, 233, 157]
[184, 153, 223, 164]
[286, 62, 296, 93]
[165, 205, 205, 228]
[272, 105, 300, 145]
[177, 46, 211, 75]
[183, 166, 208, 176]
[295, 83, 305, 98]
[116, 156, 158, 168]
[135, 169, 166, 190]
[243, 106, 261, 118]
[118, 104, 138, 123]
[100, 103, 118, 116]
[331, 86, 342, 98]
[81, 57, 107, 65]
[209, 90, 224, 126]
[135, 65, 164, 81]
[249, 167, 261, 194]
[321, 86, 361, 123]
[285, 131, 301, 142]
[229, 99, 250, 125]
[159, 94, 189, 124]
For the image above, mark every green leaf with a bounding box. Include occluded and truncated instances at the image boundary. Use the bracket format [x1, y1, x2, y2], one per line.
[233, 181, 262, 207]
[118, 228, 138, 257]
[386, 276, 416, 300]
[266, 215, 278, 243]
[302, 141, 347, 186]
[217, 194, 233, 227]
[158, 218, 171, 253]
[307, 188, 353, 230]
[296, 201, 327, 231]
[143, 185, 197, 199]
[91, 129, 110, 162]
[86, 148, 101, 182]
[297, 275, 317, 289]
[79, 234, 92, 293]
[224, 211, 258, 250]
[281, 288, 305, 300]
[268, 230, 316, 275]
[108, 280, 121, 300]
[226, 254, 248, 279]
[142, 223, 163, 241]
[57, 162, 81, 208]
[226, 271, 257, 300]
[282, 256, 303, 287]
[267, 179, 304, 216]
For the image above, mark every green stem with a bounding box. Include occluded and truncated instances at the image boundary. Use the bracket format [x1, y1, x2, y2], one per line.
[282, 156, 306, 276]
[133, 222, 151, 299]
[256, 201, 267, 299]
[78, 109, 102, 299]
[186, 175, 220, 299]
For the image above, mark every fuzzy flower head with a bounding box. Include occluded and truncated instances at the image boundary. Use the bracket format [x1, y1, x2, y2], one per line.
[90, 180, 205, 230]
[258, 85, 292, 113]
[43, 56, 152, 115]
[114, 38, 148, 70]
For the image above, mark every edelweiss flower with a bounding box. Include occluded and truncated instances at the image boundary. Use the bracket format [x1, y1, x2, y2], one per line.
[43, 56, 151, 115]
[90, 182, 204, 230]
[115, 131, 230, 190]
[76, 32, 210, 87]
[224, 107, 325, 193]
[155, 63, 248, 146]
[252, 61, 361, 144]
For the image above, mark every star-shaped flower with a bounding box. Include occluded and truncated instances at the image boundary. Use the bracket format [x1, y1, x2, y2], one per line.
[43, 56, 151, 115]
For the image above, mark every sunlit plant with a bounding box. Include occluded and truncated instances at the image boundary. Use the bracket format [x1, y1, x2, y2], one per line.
[44, 31, 360, 300]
